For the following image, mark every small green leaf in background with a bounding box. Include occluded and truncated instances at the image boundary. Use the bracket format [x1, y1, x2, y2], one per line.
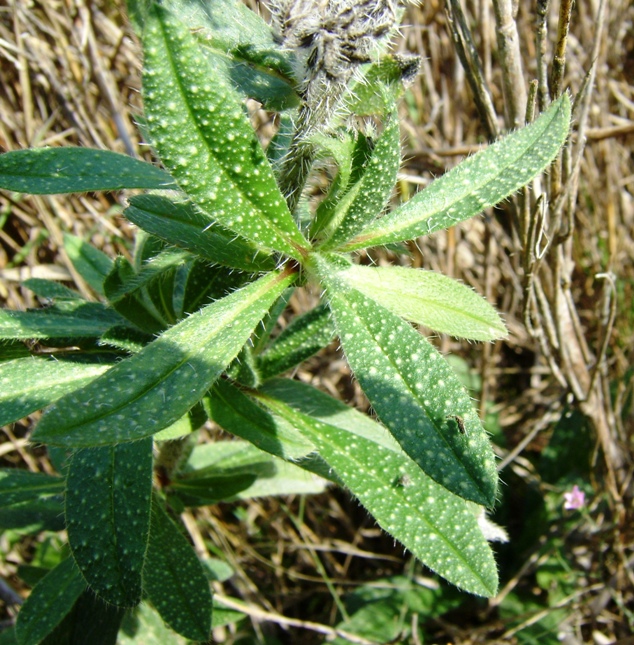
[143, 499, 212, 641]
[32, 270, 295, 447]
[65, 438, 153, 607]
[63, 233, 114, 296]
[0, 469, 64, 507]
[338, 264, 507, 341]
[22, 279, 80, 301]
[0, 148, 176, 194]
[15, 557, 85, 645]
[315, 255, 498, 507]
[342, 93, 571, 250]
[0, 357, 110, 427]
[142, 3, 309, 259]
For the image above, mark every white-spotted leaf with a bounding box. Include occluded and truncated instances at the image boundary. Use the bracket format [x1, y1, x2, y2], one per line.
[142, 3, 308, 259]
[342, 94, 571, 250]
[32, 270, 296, 447]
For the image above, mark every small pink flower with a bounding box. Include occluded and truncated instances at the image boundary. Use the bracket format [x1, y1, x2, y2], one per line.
[563, 485, 585, 510]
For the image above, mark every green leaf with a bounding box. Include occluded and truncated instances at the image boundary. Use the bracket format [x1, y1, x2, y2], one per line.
[143, 498, 212, 641]
[65, 438, 153, 607]
[15, 557, 86, 645]
[142, 3, 308, 259]
[257, 391, 498, 597]
[314, 255, 498, 506]
[124, 195, 275, 272]
[63, 233, 114, 296]
[173, 439, 326, 504]
[342, 94, 571, 250]
[0, 357, 111, 426]
[257, 304, 334, 380]
[337, 264, 507, 341]
[32, 270, 296, 447]
[22, 279, 80, 301]
[0, 469, 64, 506]
[118, 602, 188, 645]
[322, 106, 401, 249]
[205, 378, 315, 460]
[103, 256, 168, 333]
[0, 302, 127, 341]
[0, 148, 176, 195]
[0, 498, 65, 532]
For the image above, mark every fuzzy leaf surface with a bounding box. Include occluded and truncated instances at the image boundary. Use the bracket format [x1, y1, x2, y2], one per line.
[205, 378, 315, 460]
[343, 94, 571, 250]
[323, 106, 401, 249]
[65, 438, 153, 607]
[257, 388, 498, 596]
[257, 304, 334, 380]
[15, 557, 85, 645]
[32, 271, 295, 447]
[142, 4, 308, 258]
[125, 195, 275, 272]
[0, 303, 126, 341]
[339, 264, 507, 341]
[0, 148, 176, 195]
[143, 499, 212, 641]
[0, 357, 110, 426]
[0, 469, 64, 506]
[315, 255, 498, 506]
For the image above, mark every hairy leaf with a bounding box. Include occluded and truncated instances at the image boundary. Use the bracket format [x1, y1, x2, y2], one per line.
[315, 255, 498, 506]
[143, 499, 212, 641]
[338, 264, 507, 341]
[15, 557, 85, 645]
[65, 439, 153, 606]
[258, 387, 498, 597]
[0, 148, 176, 195]
[32, 270, 296, 447]
[124, 195, 275, 272]
[342, 94, 571, 250]
[142, 3, 308, 258]
[0, 357, 110, 426]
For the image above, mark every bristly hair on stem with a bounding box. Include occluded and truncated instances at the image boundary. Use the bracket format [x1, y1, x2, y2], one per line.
[269, 0, 415, 213]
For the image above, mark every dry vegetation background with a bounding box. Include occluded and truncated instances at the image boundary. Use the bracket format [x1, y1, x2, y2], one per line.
[0, 0, 633, 643]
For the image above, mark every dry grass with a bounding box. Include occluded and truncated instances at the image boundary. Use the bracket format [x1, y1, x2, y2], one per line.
[1, 0, 633, 642]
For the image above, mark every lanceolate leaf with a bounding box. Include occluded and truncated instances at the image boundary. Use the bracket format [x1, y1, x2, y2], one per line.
[124, 195, 275, 272]
[142, 3, 308, 259]
[64, 234, 114, 296]
[0, 302, 127, 341]
[65, 438, 153, 607]
[257, 390, 498, 597]
[338, 264, 507, 341]
[323, 105, 401, 250]
[342, 94, 571, 250]
[0, 469, 64, 506]
[257, 304, 334, 380]
[315, 255, 498, 507]
[32, 270, 296, 447]
[15, 557, 86, 645]
[0, 357, 110, 427]
[0, 148, 176, 195]
[144, 498, 212, 641]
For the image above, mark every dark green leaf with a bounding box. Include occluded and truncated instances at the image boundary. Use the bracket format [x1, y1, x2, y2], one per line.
[257, 304, 334, 380]
[0, 469, 64, 506]
[32, 270, 296, 447]
[143, 498, 212, 641]
[65, 439, 153, 606]
[0, 148, 176, 195]
[0, 497, 65, 532]
[22, 279, 80, 301]
[15, 557, 85, 645]
[124, 195, 276, 272]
